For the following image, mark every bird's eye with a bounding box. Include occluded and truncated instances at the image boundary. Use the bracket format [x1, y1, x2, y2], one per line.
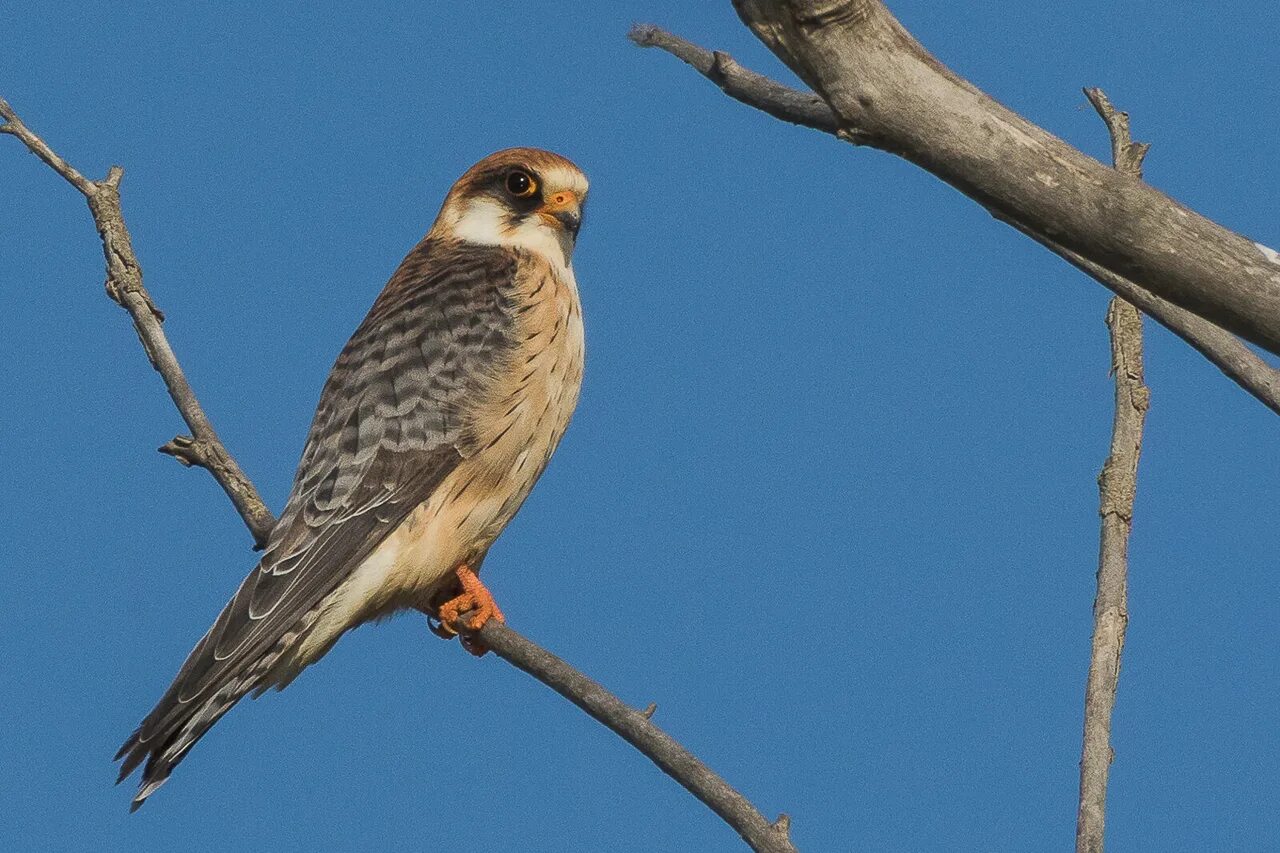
[505, 170, 537, 198]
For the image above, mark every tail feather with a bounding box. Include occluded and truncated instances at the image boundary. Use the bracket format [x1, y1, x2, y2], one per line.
[114, 606, 328, 810]
[116, 676, 255, 811]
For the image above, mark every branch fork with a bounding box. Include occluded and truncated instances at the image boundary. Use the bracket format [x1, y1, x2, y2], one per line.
[629, 20, 1280, 417]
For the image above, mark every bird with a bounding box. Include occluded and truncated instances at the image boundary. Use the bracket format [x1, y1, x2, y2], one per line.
[115, 148, 589, 810]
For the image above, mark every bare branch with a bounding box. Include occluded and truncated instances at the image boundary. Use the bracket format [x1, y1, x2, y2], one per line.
[629, 24, 836, 132]
[0, 98, 96, 195]
[1076, 89, 1148, 853]
[727, 0, 1280, 356]
[1075, 86, 1146, 850]
[631, 25, 1280, 418]
[0, 97, 276, 548]
[1011, 226, 1280, 418]
[1076, 307, 1141, 851]
[1083, 89, 1150, 179]
[474, 621, 797, 853]
[4, 95, 793, 851]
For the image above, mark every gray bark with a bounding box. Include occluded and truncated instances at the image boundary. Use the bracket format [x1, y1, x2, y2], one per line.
[731, 0, 1280, 357]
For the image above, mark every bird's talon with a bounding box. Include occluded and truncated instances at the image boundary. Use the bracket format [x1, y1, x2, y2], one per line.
[429, 564, 505, 654]
[426, 614, 457, 639]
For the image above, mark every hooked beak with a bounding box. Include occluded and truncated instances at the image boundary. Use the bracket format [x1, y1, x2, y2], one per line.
[539, 190, 582, 237]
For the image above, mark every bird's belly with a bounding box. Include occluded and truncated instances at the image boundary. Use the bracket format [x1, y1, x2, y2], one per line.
[288, 465, 518, 666]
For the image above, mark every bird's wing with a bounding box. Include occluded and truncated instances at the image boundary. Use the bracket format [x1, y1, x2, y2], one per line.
[118, 238, 519, 778]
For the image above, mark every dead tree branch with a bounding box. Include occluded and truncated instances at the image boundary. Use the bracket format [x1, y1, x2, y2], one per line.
[474, 621, 797, 853]
[1076, 88, 1149, 853]
[0, 97, 276, 548]
[630, 24, 836, 133]
[724, 0, 1280, 357]
[629, 24, 1280, 418]
[1, 96, 795, 853]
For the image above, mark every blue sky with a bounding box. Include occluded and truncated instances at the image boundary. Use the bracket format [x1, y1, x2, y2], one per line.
[3, 2, 1279, 850]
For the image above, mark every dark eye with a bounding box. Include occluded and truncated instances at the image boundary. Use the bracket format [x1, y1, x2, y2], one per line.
[505, 170, 537, 198]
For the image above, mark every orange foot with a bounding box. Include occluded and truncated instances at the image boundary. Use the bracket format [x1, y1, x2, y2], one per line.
[429, 564, 505, 656]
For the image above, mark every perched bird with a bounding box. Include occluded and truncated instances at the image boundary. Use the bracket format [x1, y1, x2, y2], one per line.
[116, 148, 588, 810]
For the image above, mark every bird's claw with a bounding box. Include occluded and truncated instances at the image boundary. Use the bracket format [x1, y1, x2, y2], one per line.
[426, 614, 457, 639]
[429, 564, 505, 656]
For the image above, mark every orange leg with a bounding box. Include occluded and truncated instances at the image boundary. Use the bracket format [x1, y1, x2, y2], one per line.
[431, 564, 505, 656]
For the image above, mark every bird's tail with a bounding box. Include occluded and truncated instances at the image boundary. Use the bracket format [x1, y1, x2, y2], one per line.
[114, 675, 255, 811]
[114, 584, 329, 811]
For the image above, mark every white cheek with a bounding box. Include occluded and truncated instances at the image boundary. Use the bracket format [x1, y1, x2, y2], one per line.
[450, 198, 574, 268]
[448, 197, 506, 244]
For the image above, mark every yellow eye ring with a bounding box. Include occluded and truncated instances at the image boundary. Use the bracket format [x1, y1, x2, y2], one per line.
[505, 170, 537, 198]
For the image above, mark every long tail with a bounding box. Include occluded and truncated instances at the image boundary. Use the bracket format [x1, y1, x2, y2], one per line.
[114, 597, 329, 811]
[115, 674, 257, 811]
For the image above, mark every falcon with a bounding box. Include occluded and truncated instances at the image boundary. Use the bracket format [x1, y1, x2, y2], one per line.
[116, 148, 588, 810]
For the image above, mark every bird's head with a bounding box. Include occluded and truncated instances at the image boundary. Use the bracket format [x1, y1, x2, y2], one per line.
[432, 148, 589, 266]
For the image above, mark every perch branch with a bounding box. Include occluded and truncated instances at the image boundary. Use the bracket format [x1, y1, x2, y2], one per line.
[1, 96, 795, 853]
[629, 25, 1280, 418]
[1075, 87, 1148, 853]
[0, 97, 275, 548]
[473, 621, 797, 853]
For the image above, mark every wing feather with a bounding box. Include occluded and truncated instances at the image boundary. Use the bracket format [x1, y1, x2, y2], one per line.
[117, 238, 520, 788]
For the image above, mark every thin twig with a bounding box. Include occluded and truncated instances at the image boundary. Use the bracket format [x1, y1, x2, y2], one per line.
[0, 97, 276, 548]
[1084, 89, 1150, 178]
[629, 24, 1280, 419]
[2, 95, 795, 852]
[1075, 88, 1149, 853]
[629, 24, 836, 132]
[474, 621, 797, 853]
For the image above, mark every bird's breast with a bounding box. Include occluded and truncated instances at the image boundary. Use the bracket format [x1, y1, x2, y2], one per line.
[470, 257, 585, 513]
[302, 255, 585, 634]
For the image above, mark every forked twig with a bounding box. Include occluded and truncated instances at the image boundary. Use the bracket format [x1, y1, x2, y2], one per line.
[0, 97, 275, 548]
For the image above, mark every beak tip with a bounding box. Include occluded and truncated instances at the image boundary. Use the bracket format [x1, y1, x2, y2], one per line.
[553, 210, 582, 237]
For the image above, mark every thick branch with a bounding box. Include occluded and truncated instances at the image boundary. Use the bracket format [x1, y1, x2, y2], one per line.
[1076, 89, 1147, 853]
[630, 26, 1280, 418]
[2, 96, 793, 852]
[0, 97, 275, 548]
[1014, 227, 1280, 418]
[474, 621, 797, 853]
[728, 0, 1280, 357]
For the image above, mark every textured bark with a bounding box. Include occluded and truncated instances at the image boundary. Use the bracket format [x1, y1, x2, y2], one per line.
[727, 0, 1280, 357]
[629, 23, 1280, 418]
[0, 97, 276, 548]
[1076, 88, 1148, 853]
[631, 12, 1274, 849]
